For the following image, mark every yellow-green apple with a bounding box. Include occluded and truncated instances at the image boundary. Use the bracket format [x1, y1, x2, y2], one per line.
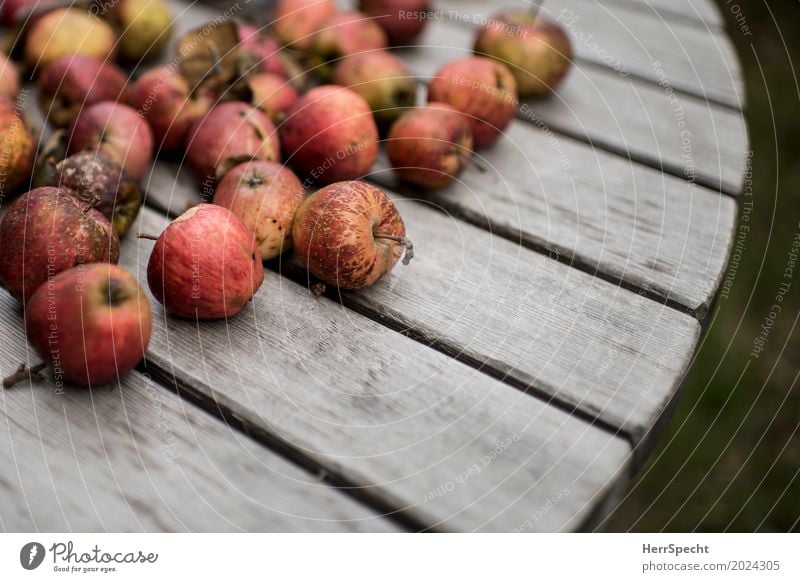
[214, 160, 305, 260]
[37, 55, 128, 128]
[25, 263, 152, 386]
[0, 187, 120, 304]
[104, 0, 173, 62]
[386, 102, 473, 189]
[332, 51, 417, 131]
[428, 56, 517, 147]
[272, 0, 337, 51]
[280, 85, 378, 184]
[186, 101, 281, 185]
[292, 180, 411, 289]
[474, 10, 572, 98]
[0, 96, 35, 200]
[307, 11, 387, 79]
[145, 204, 264, 320]
[24, 8, 116, 72]
[35, 151, 142, 237]
[68, 101, 154, 180]
[358, 0, 429, 46]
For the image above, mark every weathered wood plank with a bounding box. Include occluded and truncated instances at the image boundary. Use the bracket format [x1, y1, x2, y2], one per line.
[0, 299, 398, 532]
[610, 0, 724, 28]
[402, 17, 748, 195]
[141, 165, 700, 441]
[124, 205, 633, 532]
[435, 0, 742, 108]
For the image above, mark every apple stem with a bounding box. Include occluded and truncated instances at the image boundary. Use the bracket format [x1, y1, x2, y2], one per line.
[136, 232, 160, 241]
[82, 194, 101, 214]
[529, 0, 544, 19]
[374, 234, 415, 266]
[3, 362, 47, 389]
[469, 158, 489, 174]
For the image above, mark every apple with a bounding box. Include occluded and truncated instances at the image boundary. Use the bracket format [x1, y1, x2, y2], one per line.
[25, 263, 152, 386]
[0, 51, 20, 99]
[214, 160, 305, 260]
[129, 65, 217, 152]
[105, 0, 173, 62]
[24, 8, 116, 72]
[386, 103, 473, 189]
[427, 56, 518, 148]
[0, 187, 120, 304]
[238, 24, 289, 78]
[37, 55, 128, 128]
[68, 101, 154, 180]
[145, 204, 264, 320]
[272, 0, 337, 52]
[358, 0, 429, 46]
[0, 96, 35, 200]
[35, 151, 142, 238]
[245, 73, 298, 123]
[292, 180, 412, 289]
[280, 85, 378, 184]
[474, 11, 573, 98]
[186, 101, 281, 185]
[0, 0, 60, 27]
[332, 51, 417, 131]
[307, 12, 388, 80]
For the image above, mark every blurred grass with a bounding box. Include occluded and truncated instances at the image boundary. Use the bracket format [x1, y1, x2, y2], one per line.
[604, 0, 800, 532]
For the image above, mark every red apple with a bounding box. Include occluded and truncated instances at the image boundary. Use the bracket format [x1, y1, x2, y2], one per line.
[386, 103, 473, 189]
[214, 160, 305, 260]
[186, 101, 281, 185]
[332, 51, 417, 131]
[146, 204, 264, 320]
[427, 56, 518, 148]
[0, 96, 35, 200]
[129, 65, 217, 152]
[24, 8, 116, 72]
[292, 180, 411, 289]
[25, 263, 152, 386]
[35, 151, 142, 238]
[0, 187, 120, 304]
[68, 101, 154, 180]
[37, 55, 129, 128]
[474, 11, 573, 98]
[246, 73, 298, 123]
[280, 85, 378, 184]
[307, 12, 388, 80]
[0, 51, 20, 99]
[358, 0, 429, 46]
[238, 24, 289, 78]
[272, 0, 337, 52]
[0, 0, 60, 27]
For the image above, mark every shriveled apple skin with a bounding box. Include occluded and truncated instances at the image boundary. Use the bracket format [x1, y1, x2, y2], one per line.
[0, 187, 120, 304]
[292, 181, 405, 289]
[147, 204, 265, 320]
[280, 86, 378, 184]
[428, 56, 518, 148]
[25, 264, 152, 386]
[214, 161, 305, 260]
[386, 102, 473, 189]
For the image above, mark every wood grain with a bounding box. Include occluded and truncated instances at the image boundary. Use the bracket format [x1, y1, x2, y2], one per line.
[610, 0, 724, 27]
[0, 297, 398, 532]
[435, 0, 742, 108]
[122, 206, 633, 532]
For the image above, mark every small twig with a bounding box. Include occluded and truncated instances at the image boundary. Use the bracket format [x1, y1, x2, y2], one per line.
[136, 232, 160, 241]
[3, 362, 47, 389]
[82, 193, 101, 214]
[310, 282, 326, 297]
[374, 234, 415, 266]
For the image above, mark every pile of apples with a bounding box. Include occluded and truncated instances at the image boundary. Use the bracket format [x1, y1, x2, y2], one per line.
[0, 0, 572, 389]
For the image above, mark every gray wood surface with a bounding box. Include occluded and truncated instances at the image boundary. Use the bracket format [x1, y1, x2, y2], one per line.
[436, 0, 741, 108]
[611, 0, 724, 27]
[0, 296, 398, 532]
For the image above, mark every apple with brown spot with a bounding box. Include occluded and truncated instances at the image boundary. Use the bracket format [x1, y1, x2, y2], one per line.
[292, 180, 412, 289]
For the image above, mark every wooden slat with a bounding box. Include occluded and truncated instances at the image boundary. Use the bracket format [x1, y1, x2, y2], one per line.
[124, 205, 632, 532]
[142, 163, 700, 441]
[402, 17, 749, 196]
[608, 0, 724, 28]
[0, 297, 397, 532]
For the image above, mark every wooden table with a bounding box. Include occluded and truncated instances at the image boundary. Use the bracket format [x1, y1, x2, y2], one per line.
[0, 0, 747, 531]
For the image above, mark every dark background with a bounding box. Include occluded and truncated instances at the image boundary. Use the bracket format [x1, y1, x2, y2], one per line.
[605, 0, 799, 532]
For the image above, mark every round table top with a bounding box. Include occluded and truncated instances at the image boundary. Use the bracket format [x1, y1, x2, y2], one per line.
[0, 0, 747, 531]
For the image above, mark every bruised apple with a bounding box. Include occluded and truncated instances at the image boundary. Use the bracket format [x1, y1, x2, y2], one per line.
[25, 264, 152, 386]
[146, 204, 264, 320]
[292, 180, 412, 289]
